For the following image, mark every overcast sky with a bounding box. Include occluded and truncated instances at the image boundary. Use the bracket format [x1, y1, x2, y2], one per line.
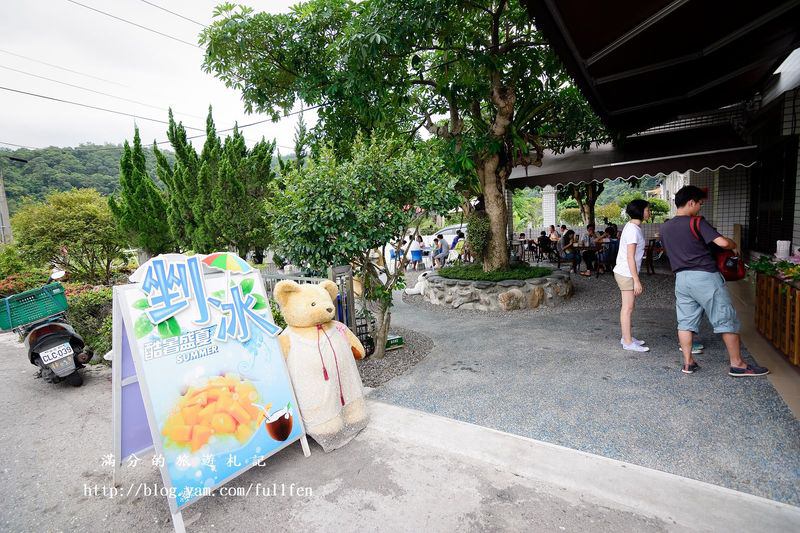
[0, 0, 314, 152]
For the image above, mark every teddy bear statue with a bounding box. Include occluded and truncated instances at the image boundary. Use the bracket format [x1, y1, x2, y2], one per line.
[273, 279, 368, 452]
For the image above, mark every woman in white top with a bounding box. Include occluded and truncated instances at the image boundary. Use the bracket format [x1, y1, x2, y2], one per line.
[407, 234, 423, 271]
[613, 199, 651, 352]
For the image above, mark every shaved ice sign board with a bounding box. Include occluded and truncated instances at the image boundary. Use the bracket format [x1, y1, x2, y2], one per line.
[112, 253, 309, 532]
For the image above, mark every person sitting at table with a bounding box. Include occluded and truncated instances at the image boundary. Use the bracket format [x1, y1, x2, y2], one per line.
[599, 227, 619, 271]
[454, 235, 467, 261]
[561, 230, 580, 273]
[433, 234, 450, 268]
[594, 228, 611, 272]
[548, 225, 560, 242]
[579, 224, 603, 277]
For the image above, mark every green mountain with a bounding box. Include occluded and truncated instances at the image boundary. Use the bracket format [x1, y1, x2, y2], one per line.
[0, 144, 175, 214]
[1, 142, 292, 215]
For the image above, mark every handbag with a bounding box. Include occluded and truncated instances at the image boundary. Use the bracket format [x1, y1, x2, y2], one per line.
[689, 216, 745, 281]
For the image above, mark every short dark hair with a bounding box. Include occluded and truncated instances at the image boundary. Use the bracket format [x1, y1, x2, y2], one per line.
[626, 199, 650, 220]
[436, 234, 443, 239]
[560, 224, 567, 229]
[674, 185, 707, 208]
[540, 231, 546, 236]
[586, 224, 595, 230]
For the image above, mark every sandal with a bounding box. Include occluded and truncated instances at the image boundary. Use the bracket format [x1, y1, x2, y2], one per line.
[579, 271, 592, 277]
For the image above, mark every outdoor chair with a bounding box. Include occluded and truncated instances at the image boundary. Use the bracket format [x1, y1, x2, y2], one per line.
[644, 239, 657, 275]
[537, 240, 561, 267]
[599, 240, 619, 274]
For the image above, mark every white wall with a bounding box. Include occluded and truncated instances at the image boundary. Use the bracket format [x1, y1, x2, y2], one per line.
[784, 88, 800, 249]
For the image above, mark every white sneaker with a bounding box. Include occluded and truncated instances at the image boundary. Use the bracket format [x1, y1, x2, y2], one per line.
[622, 342, 650, 352]
[620, 337, 646, 346]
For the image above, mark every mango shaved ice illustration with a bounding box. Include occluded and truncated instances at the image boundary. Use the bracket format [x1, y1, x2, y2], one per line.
[161, 374, 263, 452]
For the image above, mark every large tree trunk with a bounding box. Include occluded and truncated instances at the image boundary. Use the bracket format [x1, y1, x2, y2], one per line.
[478, 74, 515, 272]
[477, 148, 511, 271]
[480, 160, 509, 271]
[580, 182, 604, 226]
[371, 304, 391, 359]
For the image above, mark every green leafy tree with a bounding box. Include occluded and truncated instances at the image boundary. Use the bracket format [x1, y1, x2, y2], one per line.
[153, 107, 277, 256]
[200, 0, 607, 272]
[192, 109, 224, 252]
[246, 138, 279, 263]
[512, 190, 542, 232]
[617, 192, 669, 221]
[212, 127, 278, 258]
[595, 203, 624, 224]
[558, 207, 583, 226]
[277, 113, 310, 176]
[271, 135, 460, 358]
[12, 189, 128, 284]
[109, 127, 175, 257]
[557, 182, 605, 227]
[157, 109, 201, 249]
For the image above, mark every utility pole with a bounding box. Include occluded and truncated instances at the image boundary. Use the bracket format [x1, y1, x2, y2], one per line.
[0, 155, 27, 244]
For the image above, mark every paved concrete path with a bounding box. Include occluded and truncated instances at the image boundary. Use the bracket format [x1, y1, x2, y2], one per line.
[375, 272, 800, 507]
[0, 328, 798, 532]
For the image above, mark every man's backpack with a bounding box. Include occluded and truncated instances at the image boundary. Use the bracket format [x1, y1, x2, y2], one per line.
[689, 216, 745, 282]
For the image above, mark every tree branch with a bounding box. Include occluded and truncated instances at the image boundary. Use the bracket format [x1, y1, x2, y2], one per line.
[497, 40, 547, 54]
[409, 79, 437, 88]
[491, 0, 508, 50]
[463, 0, 493, 15]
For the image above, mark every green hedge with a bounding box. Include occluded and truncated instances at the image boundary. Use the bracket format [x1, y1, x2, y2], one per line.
[66, 287, 113, 364]
[438, 263, 552, 282]
[269, 297, 287, 330]
[466, 212, 490, 262]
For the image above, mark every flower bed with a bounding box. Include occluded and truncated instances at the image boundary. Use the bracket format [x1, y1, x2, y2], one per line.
[438, 263, 552, 282]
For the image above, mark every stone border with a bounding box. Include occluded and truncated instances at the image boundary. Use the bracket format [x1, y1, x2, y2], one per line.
[423, 271, 573, 311]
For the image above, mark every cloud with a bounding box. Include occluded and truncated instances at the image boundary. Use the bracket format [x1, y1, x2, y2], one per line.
[0, 0, 312, 150]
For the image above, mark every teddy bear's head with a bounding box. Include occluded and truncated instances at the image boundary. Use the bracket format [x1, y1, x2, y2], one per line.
[273, 280, 339, 328]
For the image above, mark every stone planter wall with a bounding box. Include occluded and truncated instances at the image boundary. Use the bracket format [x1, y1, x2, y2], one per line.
[424, 271, 573, 311]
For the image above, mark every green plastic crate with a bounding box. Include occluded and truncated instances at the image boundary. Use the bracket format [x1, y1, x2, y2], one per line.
[0, 283, 68, 331]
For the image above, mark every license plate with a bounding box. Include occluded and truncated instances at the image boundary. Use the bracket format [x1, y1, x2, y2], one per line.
[40, 342, 74, 365]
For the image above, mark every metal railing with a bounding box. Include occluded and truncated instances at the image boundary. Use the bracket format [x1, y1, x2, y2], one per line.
[259, 265, 356, 330]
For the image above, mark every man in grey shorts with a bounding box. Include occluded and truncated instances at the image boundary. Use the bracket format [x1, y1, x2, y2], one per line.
[660, 186, 769, 377]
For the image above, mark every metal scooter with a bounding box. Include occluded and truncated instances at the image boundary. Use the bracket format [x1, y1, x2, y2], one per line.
[3, 270, 93, 386]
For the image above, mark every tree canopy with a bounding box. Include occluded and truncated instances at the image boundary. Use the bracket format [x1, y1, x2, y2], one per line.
[201, 0, 607, 271]
[109, 127, 175, 256]
[11, 189, 128, 284]
[153, 108, 278, 256]
[271, 134, 461, 357]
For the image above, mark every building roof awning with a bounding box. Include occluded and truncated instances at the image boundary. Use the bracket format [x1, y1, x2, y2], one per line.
[508, 125, 758, 189]
[523, 0, 800, 134]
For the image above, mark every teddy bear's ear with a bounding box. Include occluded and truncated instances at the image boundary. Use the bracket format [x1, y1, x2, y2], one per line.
[274, 280, 300, 308]
[320, 280, 339, 302]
